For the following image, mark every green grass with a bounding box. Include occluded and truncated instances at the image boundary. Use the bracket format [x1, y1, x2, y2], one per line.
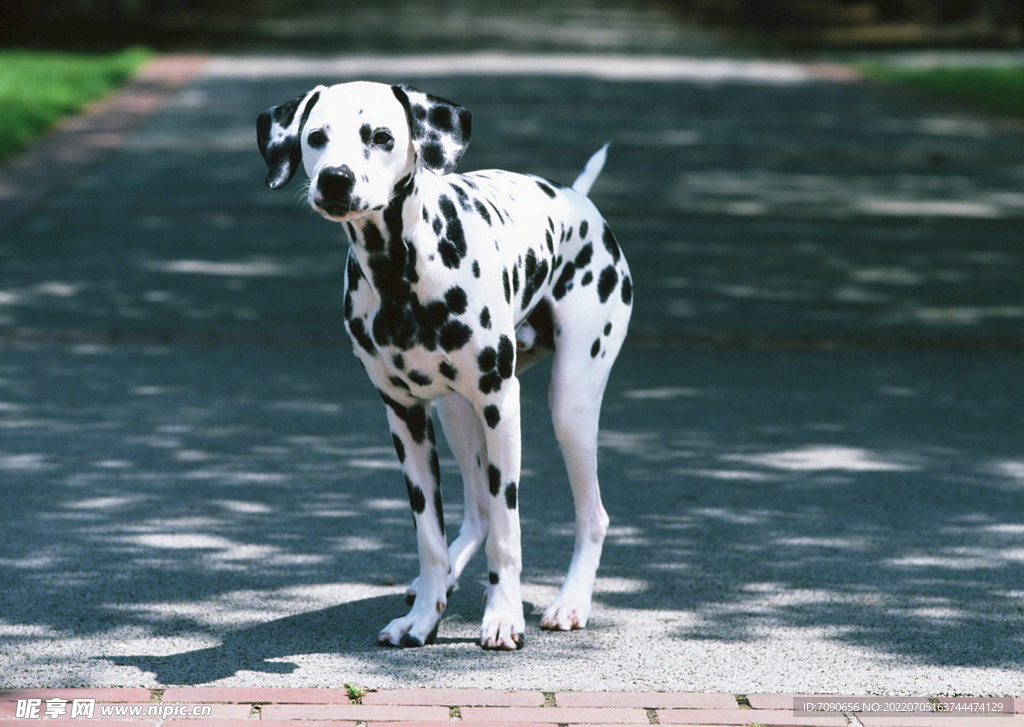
[0, 47, 152, 163]
[860, 64, 1024, 118]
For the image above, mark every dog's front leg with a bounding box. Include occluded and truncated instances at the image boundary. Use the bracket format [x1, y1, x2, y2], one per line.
[378, 400, 450, 647]
[477, 376, 526, 650]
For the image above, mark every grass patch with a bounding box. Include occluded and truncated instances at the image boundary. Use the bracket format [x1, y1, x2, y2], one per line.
[0, 47, 152, 163]
[860, 64, 1024, 118]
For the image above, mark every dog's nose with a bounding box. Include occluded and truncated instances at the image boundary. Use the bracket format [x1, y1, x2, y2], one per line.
[318, 165, 355, 201]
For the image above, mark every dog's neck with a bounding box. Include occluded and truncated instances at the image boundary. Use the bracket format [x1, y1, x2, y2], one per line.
[342, 173, 439, 304]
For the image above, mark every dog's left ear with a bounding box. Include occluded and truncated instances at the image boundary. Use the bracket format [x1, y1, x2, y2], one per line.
[257, 86, 325, 189]
[392, 84, 471, 175]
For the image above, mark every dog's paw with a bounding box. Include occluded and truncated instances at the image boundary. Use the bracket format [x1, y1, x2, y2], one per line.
[377, 605, 444, 647]
[540, 600, 591, 631]
[480, 586, 526, 650]
[480, 614, 526, 650]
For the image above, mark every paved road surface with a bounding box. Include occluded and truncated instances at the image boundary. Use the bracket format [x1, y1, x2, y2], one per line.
[1, 43, 1024, 693]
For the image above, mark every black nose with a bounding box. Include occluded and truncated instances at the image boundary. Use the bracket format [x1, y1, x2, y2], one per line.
[318, 165, 355, 201]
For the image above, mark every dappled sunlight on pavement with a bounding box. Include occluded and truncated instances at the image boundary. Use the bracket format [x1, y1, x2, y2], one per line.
[2, 19, 1024, 695]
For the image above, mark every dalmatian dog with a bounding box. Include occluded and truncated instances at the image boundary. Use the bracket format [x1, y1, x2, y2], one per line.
[257, 82, 632, 650]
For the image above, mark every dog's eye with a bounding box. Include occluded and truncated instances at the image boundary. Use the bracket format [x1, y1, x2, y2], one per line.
[307, 129, 328, 148]
[372, 130, 394, 147]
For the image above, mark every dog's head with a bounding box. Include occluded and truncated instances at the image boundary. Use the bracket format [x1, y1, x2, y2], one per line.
[257, 81, 471, 222]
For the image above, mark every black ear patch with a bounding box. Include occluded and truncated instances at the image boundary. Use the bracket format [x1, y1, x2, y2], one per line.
[392, 84, 471, 175]
[257, 88, 323, 189]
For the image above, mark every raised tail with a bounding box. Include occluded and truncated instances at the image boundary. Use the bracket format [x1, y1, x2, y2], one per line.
[571, 143, 609, 197]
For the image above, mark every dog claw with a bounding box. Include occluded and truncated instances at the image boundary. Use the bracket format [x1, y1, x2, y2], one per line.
[398, 633, 424, 647]
[480, 629, 525, 650]
[540, 606, 589, 631]
[378, 622, 439, 647]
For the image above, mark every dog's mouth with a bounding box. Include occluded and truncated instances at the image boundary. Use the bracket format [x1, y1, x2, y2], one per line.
[316, 202, 355, 218]
[311, 197, 365, 221]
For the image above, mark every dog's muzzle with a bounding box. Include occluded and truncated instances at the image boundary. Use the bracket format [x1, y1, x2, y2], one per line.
[314, 165, 358, 216]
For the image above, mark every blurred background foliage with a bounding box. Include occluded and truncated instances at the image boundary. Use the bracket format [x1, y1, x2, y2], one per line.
[2, 0, 1022, 52]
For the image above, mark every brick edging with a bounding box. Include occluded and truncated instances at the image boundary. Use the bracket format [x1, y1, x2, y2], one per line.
[0, 54, 209, 232]
[2, 689, 1020, 727]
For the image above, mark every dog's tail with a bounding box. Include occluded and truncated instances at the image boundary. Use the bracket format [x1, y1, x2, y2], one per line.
[571, 143, 609, 197]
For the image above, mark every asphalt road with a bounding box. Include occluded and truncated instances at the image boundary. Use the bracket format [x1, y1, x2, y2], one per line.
[2, 48, 1024, 693]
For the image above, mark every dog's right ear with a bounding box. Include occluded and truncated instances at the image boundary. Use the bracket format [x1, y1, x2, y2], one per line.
[257, 86, 324, 189]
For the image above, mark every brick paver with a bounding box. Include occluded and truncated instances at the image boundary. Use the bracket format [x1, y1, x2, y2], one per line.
[0, 689, 1016, 726]
[361, 690, 546, 707]
[554, 693, 736, 709]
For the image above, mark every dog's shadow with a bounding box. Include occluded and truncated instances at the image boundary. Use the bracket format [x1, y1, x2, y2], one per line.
[108, 592, 522, 685]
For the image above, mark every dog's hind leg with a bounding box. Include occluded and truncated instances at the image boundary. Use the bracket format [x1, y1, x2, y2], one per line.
[540, 294, 630, 631]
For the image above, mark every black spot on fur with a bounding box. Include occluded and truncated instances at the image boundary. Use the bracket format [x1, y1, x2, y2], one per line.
[360, 123, 373, 145]
[452, 184, 473, 212]
[389, 375, 410, 391]
[438, 240, 461, 269]
[363, 221, 385, 253]
[579, 219, 589, 240]
[439, 361, 458, 380]
[488, 464, 501, 496]
[575, 243, 593, 269]
[536, 180, 557, 198]
[553, 262, 576, 300]
[392, 434, 406, 463]
[478, 347, 497, 372]
[497, 335, 514, 378]
[480, 307, 491, 329]
[409, 370, 432, 387]
[429, 104, 454, 131]
[406, 476, 426, 514]
[505, 482, 518, 509]
[422, 140, 444, 170]
[439, 320, 472, 352]
[598, 265, 619, 303]
[437, 196, 467, 269]
[479, 372, 503, 395]
[445, 286, 468, 315]
[489, 571, 499, 584]
[521, 251, 549, 307]
[474, 200, 492, 225]
[380, 392, 429, 444]
[484, 404, 501, 429]
[434, 486, 445, 536]
[604, 322, 613, 335]
[348, 317, 375, 354]
[602, 223, 621, 263]
[392, 353, 405, 370]
[472, 260, 481, 278]
[591, 339, 601, 358]
[430, 447, 441, 485]
[393, 173, 413, 197]
[622, 274, 633, 305]
[502, 269, 511, 304]
[511, 265, 520, 295]
[580, 271, 593, 287]
[373, 301, 418, 349]
[346, 255, 363, 293]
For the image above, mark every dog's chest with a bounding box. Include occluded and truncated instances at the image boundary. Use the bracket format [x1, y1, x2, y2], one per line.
[340, 171, 598, 399]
